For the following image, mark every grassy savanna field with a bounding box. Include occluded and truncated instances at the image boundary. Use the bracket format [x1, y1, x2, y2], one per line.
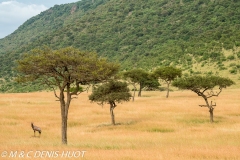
[0, 88, 240, 160]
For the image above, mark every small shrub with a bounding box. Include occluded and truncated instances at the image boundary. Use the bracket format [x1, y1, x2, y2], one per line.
[229, 63, 236, 67]
[206, 71, 213, 75]
[194, 71, 201, 75]
[183, 73, 189, 77]
[219, 66, 227, 70]
[221, 57, 227, 61]
[229, 68, 237, 74]
[189, 69, 194, 74]
[227, 55, 235, 60]
[237, 52, 240, 58]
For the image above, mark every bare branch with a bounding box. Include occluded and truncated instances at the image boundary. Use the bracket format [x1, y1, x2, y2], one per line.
[199, 104, 208, 107]
[42, 77, 60, 100]
[211, 101, 217, 109]
[70, 82, 91, 100]
[206, 87, 222, 98]
[192, 88, 203, 97]
[202, 87, 209, 94]
[83, 84, 91, 94]
[70, 81, 80, 96]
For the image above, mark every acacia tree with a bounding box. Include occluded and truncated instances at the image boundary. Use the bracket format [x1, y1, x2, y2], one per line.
[172, 75, 234, 122]
[123, 69, 159, 100]
[153, 66, 182, 98]
[89, 81, 131, 125]
[16, 47, 119, 144]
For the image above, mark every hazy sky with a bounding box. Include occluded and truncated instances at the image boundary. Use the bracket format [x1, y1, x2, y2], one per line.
[0, 0, 79, 39]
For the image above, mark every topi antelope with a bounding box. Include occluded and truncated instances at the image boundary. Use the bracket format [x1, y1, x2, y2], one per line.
[31, 123, 41, 137]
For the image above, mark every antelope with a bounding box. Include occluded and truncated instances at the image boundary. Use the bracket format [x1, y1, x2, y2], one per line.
[31, 123, 41, 137]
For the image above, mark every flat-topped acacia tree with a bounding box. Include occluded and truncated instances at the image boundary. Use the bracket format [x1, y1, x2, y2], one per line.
[123, 69, 159, 100]
[172, 75, 234, 122]
[153, 66, 182, 98]
[16, 47, 119, 144]
[89, 81, 131, 125]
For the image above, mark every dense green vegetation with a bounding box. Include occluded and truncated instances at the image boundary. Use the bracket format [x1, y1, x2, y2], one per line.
[0, 0, 240, 92]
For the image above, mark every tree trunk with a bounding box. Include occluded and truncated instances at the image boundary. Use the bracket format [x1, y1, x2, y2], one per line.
[60, 99, 68, 145]
[138, 89, 141, 97]
[138, 84, 142, 97]
[61, 115, 68, 144]
[209, 108, 214, 123]
[59, 87, 71, 145]
[110, 102, 116, 125]
[203, 97, 214, 123]
[132, 84, 136, 101]
[166, 82, 170, 98]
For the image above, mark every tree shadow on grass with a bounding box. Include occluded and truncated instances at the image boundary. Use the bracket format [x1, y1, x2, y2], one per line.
[178, 117, 223, 125]
[96, 120, 137, 127]
[30, 136, 41, 138]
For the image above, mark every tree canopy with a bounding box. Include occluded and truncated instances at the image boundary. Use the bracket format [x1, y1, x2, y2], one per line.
[16, 47, 119, 85]
[172, 75, 234, 92]
[89, 81, 131, 105]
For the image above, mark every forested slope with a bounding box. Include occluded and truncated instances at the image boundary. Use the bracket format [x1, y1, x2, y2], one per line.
[0, 0, 240, 92]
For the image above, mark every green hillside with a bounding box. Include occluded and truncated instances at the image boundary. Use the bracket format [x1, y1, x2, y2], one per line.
[0, 0, 240, 92]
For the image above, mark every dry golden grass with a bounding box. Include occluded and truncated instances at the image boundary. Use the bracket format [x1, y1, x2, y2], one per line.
[0, 89, 240, 160]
